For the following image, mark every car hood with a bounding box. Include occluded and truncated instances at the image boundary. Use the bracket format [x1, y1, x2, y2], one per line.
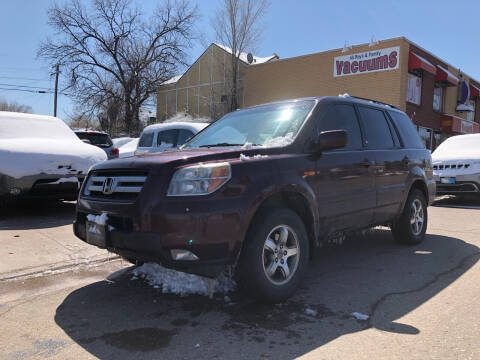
[90, 147, 279, 174]
[0, 138, 107, 179]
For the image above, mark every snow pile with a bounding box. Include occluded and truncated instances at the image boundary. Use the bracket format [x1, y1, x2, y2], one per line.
[242, 142, 254, 149]
[163, 112, 212, 124]
[240, 153, 250, 161]
[351, 312, 369, 321]
[131, 262, 236, 296]
[254, 154, 268, 159]
[86, 213, 108, 226]
[0, 112, 106, 179]
[264, 133, 294, 148]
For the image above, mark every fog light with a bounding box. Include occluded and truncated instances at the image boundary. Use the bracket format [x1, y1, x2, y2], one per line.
[170, 249, 199, 261]
[9, 188, 21, 195]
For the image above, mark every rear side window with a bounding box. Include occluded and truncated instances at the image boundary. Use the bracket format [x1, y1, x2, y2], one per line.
[388, 111, 425, 149]
[157, 129, 179, 149]
[358, 107, 394, 149]
[138, 132, 154, 147]
[76, 133, 112, 147]
[318, 104, 363, 150]
[177, 129, 195, 146]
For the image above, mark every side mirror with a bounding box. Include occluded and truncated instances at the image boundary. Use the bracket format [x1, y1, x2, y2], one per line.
[317, 130, 348, 151]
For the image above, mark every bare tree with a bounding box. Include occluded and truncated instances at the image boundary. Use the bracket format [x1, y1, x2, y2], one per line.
[0, 99, 33, 113]
[212, 0, 269, 111]
[38, 0, 198, 133]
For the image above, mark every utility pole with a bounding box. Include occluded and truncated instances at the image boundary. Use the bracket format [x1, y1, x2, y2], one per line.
[53, 64, 60, 117]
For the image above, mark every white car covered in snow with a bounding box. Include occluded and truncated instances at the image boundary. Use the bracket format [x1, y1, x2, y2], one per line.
[116, 137, 139, 158]
[135, 122, 209, 155]
[432, 133, 480, 196]
[0, 111, 107, 202]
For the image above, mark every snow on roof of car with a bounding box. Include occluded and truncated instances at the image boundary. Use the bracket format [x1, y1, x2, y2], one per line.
[0, 111, 107, 178]
[142, 121, 209, 133]
[432, 133, 480, 161]
[0, 111, 78, 140]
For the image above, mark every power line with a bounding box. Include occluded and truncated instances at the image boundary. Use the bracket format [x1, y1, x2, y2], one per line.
[0, 82, 52, 91]
[0, 87, 48, 94]
[0, 87, 72, 96]
[0, 75, 51, 82]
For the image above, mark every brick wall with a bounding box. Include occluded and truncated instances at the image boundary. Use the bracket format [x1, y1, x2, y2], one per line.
[244, 38, 408, 110]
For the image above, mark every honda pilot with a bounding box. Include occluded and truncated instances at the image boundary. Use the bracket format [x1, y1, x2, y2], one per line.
[74, 96, 435, 302]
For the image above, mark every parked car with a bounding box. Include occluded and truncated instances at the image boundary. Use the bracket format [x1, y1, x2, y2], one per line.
[432, 133, 480, 196]
[0, 111, 107, 203]
[74, 130, 119, 159]
[74, 96, 435, 302]
[135, 122, 209, 155]
[118, 138, 139, 158]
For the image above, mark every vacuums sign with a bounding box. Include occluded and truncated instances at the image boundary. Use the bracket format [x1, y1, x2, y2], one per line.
[334, 46, 399, 77]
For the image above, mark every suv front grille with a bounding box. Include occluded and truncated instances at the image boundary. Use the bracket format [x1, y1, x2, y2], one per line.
[433, 163, 470, 170]
[83, 170, 148, 201]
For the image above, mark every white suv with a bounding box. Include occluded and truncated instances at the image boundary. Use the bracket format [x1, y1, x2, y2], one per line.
[135, 122, 209, 155]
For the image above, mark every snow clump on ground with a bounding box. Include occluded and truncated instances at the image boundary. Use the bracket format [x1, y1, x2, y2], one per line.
[351, 312, 369, 320]
[131, 262, 236, 296]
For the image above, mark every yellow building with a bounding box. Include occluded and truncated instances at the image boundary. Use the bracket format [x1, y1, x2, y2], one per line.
[156, 43, 277, 121]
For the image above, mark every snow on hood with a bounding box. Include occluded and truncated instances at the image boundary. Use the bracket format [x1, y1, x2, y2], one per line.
[432, 134, 480, 162]
[0, 112, 107, 178]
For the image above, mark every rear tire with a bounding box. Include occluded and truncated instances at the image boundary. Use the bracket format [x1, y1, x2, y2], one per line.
[236, 208, 309, 303]
[391, 189, 427, 245]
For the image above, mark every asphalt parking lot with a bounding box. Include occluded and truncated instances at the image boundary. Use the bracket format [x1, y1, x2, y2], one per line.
[0, 197, 479, 359]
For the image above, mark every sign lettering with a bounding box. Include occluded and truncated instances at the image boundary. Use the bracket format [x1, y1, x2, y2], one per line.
[334, 46, 400, 77]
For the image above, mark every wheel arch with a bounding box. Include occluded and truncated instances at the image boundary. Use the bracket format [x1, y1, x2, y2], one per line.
[242, 188, 319, 259]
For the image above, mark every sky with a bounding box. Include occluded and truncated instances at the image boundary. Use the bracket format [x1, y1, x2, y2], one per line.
[0, 0, 479, 120]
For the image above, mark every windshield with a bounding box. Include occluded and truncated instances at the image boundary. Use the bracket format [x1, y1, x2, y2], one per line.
[76, 132, 113, 147]
[183, 100, 315, 149]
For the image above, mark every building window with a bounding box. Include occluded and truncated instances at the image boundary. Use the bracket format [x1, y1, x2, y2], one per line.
[407, 73, 422, 105]
[433, 86, 444, 112]
[466, 99, 475, 122]
[418, 126, 432, 150]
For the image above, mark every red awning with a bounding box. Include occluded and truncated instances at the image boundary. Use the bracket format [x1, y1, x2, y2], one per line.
[408, 53, 436, 75]
[470, 83, 480, 98]
[435, 66, 459, 86]
[441, 114, 480, 134]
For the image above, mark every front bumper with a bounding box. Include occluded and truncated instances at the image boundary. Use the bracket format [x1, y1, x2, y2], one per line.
[73, 220, 229, 277]
[0, 173, 83, 200]
[434, 173, 480, 195]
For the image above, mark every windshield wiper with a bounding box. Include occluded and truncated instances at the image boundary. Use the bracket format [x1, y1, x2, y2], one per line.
[199, 143, 244, 148]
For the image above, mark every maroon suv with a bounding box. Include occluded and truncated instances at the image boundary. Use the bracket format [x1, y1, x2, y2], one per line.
[74, 96, 435, 302]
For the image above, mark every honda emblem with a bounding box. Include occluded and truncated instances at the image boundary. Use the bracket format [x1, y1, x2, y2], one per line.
[102, 177, 116, 195]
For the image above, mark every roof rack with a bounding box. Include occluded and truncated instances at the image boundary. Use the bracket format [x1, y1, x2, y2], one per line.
[340, 94, 399, 110]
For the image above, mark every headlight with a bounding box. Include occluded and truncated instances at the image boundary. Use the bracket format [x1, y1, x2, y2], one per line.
[167, 162, 231, 196]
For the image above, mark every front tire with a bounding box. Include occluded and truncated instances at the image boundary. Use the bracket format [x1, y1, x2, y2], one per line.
[236, 208, 309, 303]
[391, 189, 427, 245]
